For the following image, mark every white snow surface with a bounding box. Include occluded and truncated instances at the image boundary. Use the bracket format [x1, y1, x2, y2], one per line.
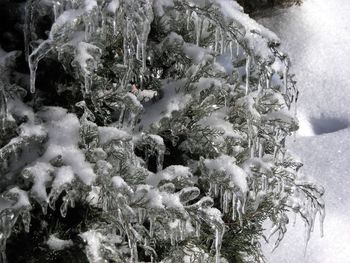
[258, 0, 350, 262]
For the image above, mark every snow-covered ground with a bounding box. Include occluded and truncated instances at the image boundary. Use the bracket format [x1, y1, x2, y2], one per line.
[258, 0, 350, 262]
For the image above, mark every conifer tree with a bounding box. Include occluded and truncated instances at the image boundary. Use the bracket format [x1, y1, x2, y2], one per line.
[0, 0, 324, 262]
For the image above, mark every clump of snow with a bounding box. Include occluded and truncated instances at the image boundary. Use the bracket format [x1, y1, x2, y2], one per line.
[203, 155, 248, 194]
[146, 165, 192, 187]
[37, 107, 96, 185]
[84, 0, 97, 12]
[183, 43, 213, 64]
[46, 234, 73, 251]
[98, 126, 131, 144]
[198, 108, 243, 140]
[107, 0, 120, 13]
[74, 42, 101, 75]
[5, 187, 31, 210]
[23, 162, 53, 203]
[138, 79, 192, 130]
[111, 176, 128, 188]
[52, 166, 75, 190]
[296, 112, 315, 137]
[135, 185, 164, 209]
[80, 230, 104, 262]
[148, 134, 164, 145]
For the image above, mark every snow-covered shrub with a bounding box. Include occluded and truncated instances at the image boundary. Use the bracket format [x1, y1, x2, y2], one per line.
[0, 0, 324, 262]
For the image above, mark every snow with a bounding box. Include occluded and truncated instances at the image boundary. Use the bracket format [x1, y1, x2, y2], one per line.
[80, 230, 104, 262]
[46, 235, 73, 251]
[6, 187, 31, 210]
[146, 165, 192, 187]
[107, 0, 120, 13]
[52, 166, 75, 190]
[198, 107, 243, 140]
[203, 155, 248, 194]
[257, 0, 350, 262]
[24, 162, 53, 203]
[138, 79, 192, 130]
[98, 126, 131, 144]
[38, 107, 97, 185]
[74, 42, 101, 75]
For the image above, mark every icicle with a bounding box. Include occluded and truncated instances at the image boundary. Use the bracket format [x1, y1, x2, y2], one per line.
[237, 199, 243, 227]
[193, 13, 201, 46]
[319, 206, 326, 237]
[186, 10, 191, 30]
[214, 228, 224, 263]
[28, 40, 53, 93]
[130, 238, 139, 263]
[24, 0, 35, 61]
[60, 197, 69, 218]
[223, 191, 228, 213]
[266, 69, 272, 90]
[283, 61, 289, 94]
[303, 222, 311, 256]
[220, 186, 223, 210]
[214, 28, 219, 52]
[245, 55, 251, 95]
[236, 41, 240, 57]
[21, 210, 31, 233]
[84, 74, 92, 95]
[220, 29, 225, 54]
[195, 221, 201, 238]
[262, 175, 267, 192]
[117, 105, 125, 128]
[0, 210, 18, 263]
[0, 84, 7, 130]
[149, 217, 154, 238]
[113, 13, 117, 35]
[156, 148, 164, 172]
[179, 220, 184, 240]
[123, 18, 129, 65]
[232, 193, 236, 220]
[100, 11, 107, 40]
[250, 139, 255, 158]
[141, 42, 147, 73]
[257, 79, 263, 96]
[0, 250, 6, 263]
[170, 232, 175, 246]
[52, 1, 60, 21]
[136, 39, 140, 60]
[258, 139, 264, 158]
[214, 184, 218, 197]
[40, 201, 48, 215]
[138, 208, 145, 224]
[230, 41, 233, 60]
